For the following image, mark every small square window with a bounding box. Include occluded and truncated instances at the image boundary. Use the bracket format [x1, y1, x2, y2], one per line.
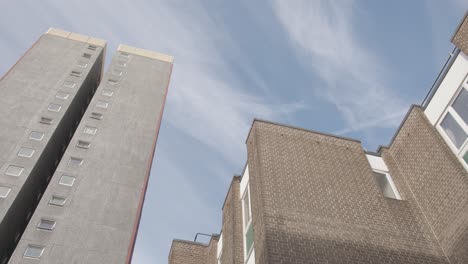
[68, 157, 83, 167]
[76, 140, 91, 149]
[37, 219, 56, 230]
[49, 195, 66, 206]
[40, 117, 53, 125]
[111, 69, 122, 76]
[59, 175, 75, 186]
[88, 45, 97, 51]
[48, 103, 62, 112]
[56, 91, 70, 100]
[63, 81, 76, 88]
[5, 165, 24, 177]
[108, 78, 119, 85]
[18, 147, 35, 158]
[96, 100, 109, 109]
[70, 70, 82, 77]
[29, 131, 44, 141]
[0, 186, 11, 198]
[90, 112, 103, 120]
[24, 245, 44, 259]
[82, 53, 92, 59]
[102, 89, 114, 97]
[77, 61, 88, 68]
[117, 61, 127, 67]
[83, 126, 97, 135]
[373, 171, 401, 200]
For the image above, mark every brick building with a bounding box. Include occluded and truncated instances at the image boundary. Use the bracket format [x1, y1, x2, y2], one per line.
[169, 13, 468, 264]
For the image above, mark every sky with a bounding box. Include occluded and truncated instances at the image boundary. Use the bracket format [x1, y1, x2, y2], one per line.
[0, 0, 466, 263]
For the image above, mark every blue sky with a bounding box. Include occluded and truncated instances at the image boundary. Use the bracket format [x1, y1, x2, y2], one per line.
[0, 0, 466, 262]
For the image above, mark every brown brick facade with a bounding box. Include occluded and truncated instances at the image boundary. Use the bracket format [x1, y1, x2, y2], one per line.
[452, 12, 468, 55]
[168, 236, 219, 264]
[383, 106, 468, 264]
[246, 119, 449, 264]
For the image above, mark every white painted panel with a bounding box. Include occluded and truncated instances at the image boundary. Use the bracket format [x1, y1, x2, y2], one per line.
[246, 250, 255, 264]
[217, 233, 223, 258]
[425, 52, 468, 125]
[366, 154, 389, 172]
[240, 165, 249, 196]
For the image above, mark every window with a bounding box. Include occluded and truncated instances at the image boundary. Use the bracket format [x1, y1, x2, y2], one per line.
[18, 147, 35, 158]
[76, 140, 91, 149]
[107, 78, 118, 85]
[111, 69, 122, 76]
[49, 195, 66, 206]
[242, 186, 254, 259]
[40, 117, 53, 125]
[5, 165, 24, 177]
[102, 89, 114, 97]
[120, 52, 130, 58]
[70, 70, 82, 77]
[117, 61, 127, 67]
[37, 219, 56, 230]
[77, 61, 88, 68]
[82, 53, 92, 59]
[24, 245, 44, 259]
[90, 112, 103, 120]
[59, 175, 75, 186]
[83, 126, 97, 135]
[48, 103, 62, 112]
[56, 91, 70, 100]
[68, 157, 83, 167]
[88, 45, 97, 51]
[29, 131, 44, 141]
[438, 84, 468, 166]
[0, 186, 11, 198]
[96, 100, 109, 109]
[373, 171, 401, 200]
[63, 81, 76, 88]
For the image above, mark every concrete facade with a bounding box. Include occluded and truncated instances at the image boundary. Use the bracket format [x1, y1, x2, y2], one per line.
[0, 30, 105, 263]
[169, 13, 468, 264]
[8, 46, 172, 263]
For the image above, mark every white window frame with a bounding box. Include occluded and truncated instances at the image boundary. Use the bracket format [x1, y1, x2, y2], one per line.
[436, 75, 468, 171]
[372, 169, 402, 200]
[242, 184, 254, 261]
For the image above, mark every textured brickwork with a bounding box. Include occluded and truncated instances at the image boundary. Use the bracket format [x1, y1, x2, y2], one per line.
[246, 120, 448, 264]
[384, 107, 468, 264]
[220, 176, 244, 264]
[452, 12, 468, 55]
[168, 240, 210, 264]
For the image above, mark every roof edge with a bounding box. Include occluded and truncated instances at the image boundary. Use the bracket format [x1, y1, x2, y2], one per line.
[118, 44, 173, 63]
[451, 10, 468, 43]
[245, 118, 362, 145]
[45, 28, 107, 47]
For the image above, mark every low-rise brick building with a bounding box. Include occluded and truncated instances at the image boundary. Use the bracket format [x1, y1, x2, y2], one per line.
[169, 12, 468, 264]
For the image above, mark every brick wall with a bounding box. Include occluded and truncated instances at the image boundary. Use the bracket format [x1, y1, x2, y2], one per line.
[168, 240, 209, 264]
[452, 12, 468, 55]
[220, 176, 244, 264]
[384, 106, 468, 264]
[246, 120, 449, 264]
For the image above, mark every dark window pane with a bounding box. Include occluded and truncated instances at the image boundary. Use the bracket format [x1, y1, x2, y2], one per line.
[453, 88, 468, 125]
[441, 112, 467, 149]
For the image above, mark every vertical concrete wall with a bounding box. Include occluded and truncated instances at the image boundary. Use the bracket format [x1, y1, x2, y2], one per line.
[8, 47, 172, 264]
[0, 31, 105, 263]
[384, 107, 468, 264]
[245, 121, 448, 264]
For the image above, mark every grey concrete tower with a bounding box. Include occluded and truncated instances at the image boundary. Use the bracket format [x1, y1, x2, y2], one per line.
[7, 44, 173, 263]
[0, 29, 106, 263]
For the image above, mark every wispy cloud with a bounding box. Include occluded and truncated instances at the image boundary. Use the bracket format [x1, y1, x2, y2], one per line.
[272, 0, 408, 134]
